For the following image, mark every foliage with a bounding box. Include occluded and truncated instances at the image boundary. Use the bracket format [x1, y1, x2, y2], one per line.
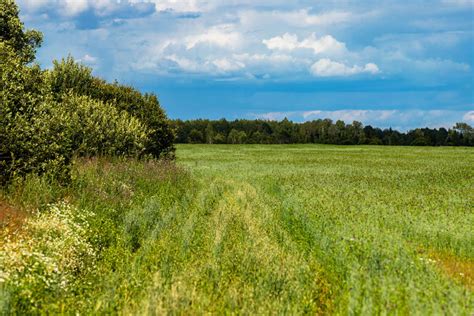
[47, 56, 94, 97]
[46, 56, 175, 158]
[0, 0, 42, 63]
[1, 0, 175, 183]
[55, 94, 149, 157]
[188, 129, 204, 143]
[171, 118, 474, 146]
[0, 42, 71, 183]
[88, 78, 175, 158]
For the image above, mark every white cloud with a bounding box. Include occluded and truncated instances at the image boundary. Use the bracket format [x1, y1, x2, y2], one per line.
[144, 0, 204, 12]
[164, 54, 202, 72]
[463, 111, 474, 123]
[60, 0, 89, 16]
[302, 110, 396, 122]
[78, 54, 98, 64]
[212, 58, 245, 72]
[364, 63, 380, 74]
[310, 58, 379, 77]
[263, 33, 346, 55]
[262, 33, 299, 51]
[184, 25, 242, 50]
[19, 0, 156, 18]
[18, 0, 53, 11]
[300, 34, 346, 55]
[19, 0, 470, 88]
[19, 0, 90, 16]
[240, 9, 354, 28]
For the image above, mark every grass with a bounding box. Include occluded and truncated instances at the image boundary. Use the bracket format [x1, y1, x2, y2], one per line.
[1, 145, 473, 314]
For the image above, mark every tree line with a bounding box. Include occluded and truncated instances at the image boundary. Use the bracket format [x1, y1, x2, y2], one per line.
[1, 0, 174, 183]
[171, 119, 474, 146]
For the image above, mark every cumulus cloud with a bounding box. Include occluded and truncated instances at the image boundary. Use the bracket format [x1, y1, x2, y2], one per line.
[262, 33, 299, 51]
[263, 33, 346, 55]
[212, 58, 245, 72]
[164, 54, 202, 72]
[18, 0, 156, 29]
[184, 25, 242, 50]
[463, 111, 474, 123]
[17, 0, 472, 97]
[60, 0, 89, 16]
[261, 33, 379, 76]
[78, 54, 98, 64]
[310, 59, 380, 77]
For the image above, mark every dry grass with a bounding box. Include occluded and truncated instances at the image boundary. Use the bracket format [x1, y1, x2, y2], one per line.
[430, 251, 474, 291]
[0, 200, 27, 239]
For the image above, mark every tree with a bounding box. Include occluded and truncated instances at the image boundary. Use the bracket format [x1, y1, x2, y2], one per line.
[213, 133, 226, 144]
[0, 41, 70, 183]
[227, 129, 239, 144]
[275, 118, 294, 144]
[205, 123, 215, 144]
[237, 131, 247, 144]
[227, 129, 248, 144]
[0, 0, 42, 63]
[170, 118, 473, 147]
[188, 129, 204, 143]
[454, 122, 473, 146]
[349, 121, 365, 144]
[0, 5, 66, 183]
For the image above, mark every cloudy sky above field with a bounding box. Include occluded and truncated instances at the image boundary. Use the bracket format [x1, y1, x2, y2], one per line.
[17, 0, 474, 130]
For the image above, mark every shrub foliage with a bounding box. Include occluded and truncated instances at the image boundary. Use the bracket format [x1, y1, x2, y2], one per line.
[0, 0, 174, 183]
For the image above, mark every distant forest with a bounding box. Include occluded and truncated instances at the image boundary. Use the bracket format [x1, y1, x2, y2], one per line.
[171, 119, 474, 146]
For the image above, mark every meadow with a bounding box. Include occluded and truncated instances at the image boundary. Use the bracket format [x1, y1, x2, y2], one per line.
[1, 144, 473, 314]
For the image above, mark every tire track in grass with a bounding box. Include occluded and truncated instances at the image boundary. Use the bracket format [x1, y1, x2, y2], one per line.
[205, 179, 332, 314]
[137, 177, 332, 314]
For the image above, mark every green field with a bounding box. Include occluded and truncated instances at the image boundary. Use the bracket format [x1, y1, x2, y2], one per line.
[1, 145, 473, 314]
[176, 145, 474, 314]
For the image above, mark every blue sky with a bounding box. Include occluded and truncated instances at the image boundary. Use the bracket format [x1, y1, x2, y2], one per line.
[18, 0, 474, 130]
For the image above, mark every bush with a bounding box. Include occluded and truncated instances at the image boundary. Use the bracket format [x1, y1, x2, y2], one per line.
[56, 94, 150, 157]
[47, 57, 175, 158]
[1, 42, 71, 183]
[47, 56, 94, 98]
[1, 2, 175, 183]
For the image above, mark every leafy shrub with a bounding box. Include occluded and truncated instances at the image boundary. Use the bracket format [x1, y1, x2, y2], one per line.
[47, 56, 94, 97]
[56, 94, 150, 157]
[1, 42, 71, 183]
[1, 0, 176, 183]
[89, 79, 175, 158]
[48, 57, 175, 158]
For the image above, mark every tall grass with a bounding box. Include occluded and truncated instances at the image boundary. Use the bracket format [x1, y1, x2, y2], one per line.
[1, 146, 473, 314]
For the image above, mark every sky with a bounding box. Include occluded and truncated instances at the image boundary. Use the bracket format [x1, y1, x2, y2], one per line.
[17, 0, 474, 130]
